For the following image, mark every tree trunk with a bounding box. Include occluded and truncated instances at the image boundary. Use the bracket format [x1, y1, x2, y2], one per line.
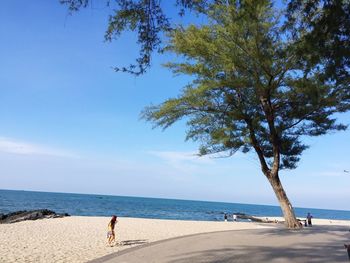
[267, 173, 302, 229]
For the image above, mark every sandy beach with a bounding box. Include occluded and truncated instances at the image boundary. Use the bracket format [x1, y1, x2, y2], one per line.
[0, 216, 349, 262]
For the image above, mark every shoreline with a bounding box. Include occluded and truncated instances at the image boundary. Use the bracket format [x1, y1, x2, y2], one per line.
[2, 190, 350, 223]
[2, 189, 350, 214]
[0, 216, 349, 262]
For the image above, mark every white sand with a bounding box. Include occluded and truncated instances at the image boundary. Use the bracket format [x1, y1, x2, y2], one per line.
[0, 216, 348, 263]
[257, 216, 350, 226]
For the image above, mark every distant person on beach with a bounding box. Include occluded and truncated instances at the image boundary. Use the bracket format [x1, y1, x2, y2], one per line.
[344, 244, 350, 261]
[306, 213, 313, 226]
[233, 214, 237, 222]
[224, 213, 228, 222]
[107, 215, 118, 246]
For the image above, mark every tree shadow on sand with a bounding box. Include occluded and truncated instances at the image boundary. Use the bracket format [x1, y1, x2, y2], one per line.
[254, 224, 350, 238]
[166, 226, 350, 263]
[119, 239, 148, 246]
[168, 244, 349, 263]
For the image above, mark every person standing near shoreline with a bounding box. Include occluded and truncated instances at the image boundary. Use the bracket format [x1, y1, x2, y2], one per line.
[233, 214, 237, 222]
[306, 213, 313, 226]
[107, 215, 118, 246]
[224, 213, 228, 222]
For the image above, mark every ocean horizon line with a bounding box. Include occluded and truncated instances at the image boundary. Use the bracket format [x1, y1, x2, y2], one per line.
[1, 188, 349, 214]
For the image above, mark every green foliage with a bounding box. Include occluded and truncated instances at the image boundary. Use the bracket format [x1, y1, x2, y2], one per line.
[285, 0, 350, 83]
[60, 0, 208, 75]
[60, 0, 89, 11]
[142, 0, 349, 170]
[105, 0, 172, 75]
[61, 0, 350, 81]
[61, 0, 172, 75]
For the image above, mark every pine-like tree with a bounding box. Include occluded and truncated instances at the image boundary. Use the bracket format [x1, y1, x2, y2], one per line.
[142, 0, 349, 228]
[61, 0, 350, 228]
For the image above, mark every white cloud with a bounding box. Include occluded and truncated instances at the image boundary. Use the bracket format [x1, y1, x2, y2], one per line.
[148, 150, 249, 166]
[148, 150, 215, 165]
[146, 150, 217, 180]
[0, 137, 78, 158]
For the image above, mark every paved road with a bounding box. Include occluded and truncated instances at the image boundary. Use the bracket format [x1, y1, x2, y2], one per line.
[91, 225, 350, 263]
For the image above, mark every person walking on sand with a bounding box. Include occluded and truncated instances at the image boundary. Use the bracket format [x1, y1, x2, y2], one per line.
[306, 212, 313, 226]
[107, 215, 118, 246]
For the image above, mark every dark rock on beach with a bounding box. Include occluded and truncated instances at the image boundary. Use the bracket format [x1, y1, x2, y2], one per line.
[0, 209, 70, 224]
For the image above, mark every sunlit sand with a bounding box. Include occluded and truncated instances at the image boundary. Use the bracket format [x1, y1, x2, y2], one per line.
[0, 216, 349, 262]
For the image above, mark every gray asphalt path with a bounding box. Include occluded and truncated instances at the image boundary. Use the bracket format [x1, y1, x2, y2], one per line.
[90, 225, 350, 263]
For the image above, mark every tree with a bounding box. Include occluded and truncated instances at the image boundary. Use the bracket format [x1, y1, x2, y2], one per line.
[60, 0, 350, 80]
[60, 0, 205, 75]
[61, 0, 350, 228]
[285, 0, 350, 84]
[141, 0, 349, 228]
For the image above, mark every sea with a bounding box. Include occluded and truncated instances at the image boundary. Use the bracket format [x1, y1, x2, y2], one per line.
[1, 189, 350, 221]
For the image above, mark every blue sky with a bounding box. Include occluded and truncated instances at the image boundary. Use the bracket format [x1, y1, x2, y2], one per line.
[1, 0, 349, 211]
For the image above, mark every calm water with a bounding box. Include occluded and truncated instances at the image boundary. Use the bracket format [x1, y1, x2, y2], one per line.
[1, 189, 350, 221]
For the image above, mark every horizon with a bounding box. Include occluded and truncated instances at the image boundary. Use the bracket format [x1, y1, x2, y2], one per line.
[2, 188, 350, 213]
[1, 1, 349, 211]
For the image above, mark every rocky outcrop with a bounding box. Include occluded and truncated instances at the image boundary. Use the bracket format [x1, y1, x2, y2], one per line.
[0, 209, 70, 224]
[235, 213, 277, 223]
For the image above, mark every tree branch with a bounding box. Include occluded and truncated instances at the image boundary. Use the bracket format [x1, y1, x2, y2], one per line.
[244, 116, 270, 175]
